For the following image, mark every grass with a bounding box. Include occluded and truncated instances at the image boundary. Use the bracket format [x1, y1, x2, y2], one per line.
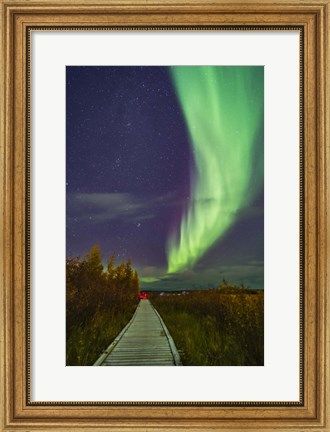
[152, 287, 264, 366]
[66, 307, 135, 366]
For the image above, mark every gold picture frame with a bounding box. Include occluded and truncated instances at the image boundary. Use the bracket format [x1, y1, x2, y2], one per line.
[0, 0, 329, 430]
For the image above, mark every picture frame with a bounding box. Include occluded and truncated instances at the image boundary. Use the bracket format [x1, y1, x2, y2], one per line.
[0, 0, 329, 430]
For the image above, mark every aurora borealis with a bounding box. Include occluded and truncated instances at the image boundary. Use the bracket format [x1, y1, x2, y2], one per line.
[66, 66, 264, 291]
[167, 66, 264, 274]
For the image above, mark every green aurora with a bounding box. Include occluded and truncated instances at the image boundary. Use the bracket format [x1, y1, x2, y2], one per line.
[167, 66, 264, 274]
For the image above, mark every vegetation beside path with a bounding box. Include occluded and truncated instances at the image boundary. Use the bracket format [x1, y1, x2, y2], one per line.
[66, 244, 140, 365]
[66, 245, 264, 367]
[151, 283, 264, 366]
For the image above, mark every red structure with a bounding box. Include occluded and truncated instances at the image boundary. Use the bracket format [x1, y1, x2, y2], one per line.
[139, 292, 148, 300]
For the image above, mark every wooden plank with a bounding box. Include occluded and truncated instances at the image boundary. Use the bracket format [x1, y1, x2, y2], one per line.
[94, 299, 182, 366]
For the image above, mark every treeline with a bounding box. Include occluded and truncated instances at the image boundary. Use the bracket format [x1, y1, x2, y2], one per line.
[152, 281, 264, 366]
[66, 244, 140, 365]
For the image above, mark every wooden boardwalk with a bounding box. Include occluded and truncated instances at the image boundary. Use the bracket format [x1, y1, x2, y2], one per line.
[94, 299, 181, 366]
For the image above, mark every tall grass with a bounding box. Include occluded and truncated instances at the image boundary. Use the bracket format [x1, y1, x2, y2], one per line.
[152, 285, 264, 366]
[66, 309, 136, 366]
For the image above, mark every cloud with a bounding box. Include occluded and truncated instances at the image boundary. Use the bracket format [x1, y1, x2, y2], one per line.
[139, 260, 264, 291]
[67, 191, 178, 225]
[140, 266, 165, 277]
[199, 261, 264, 288]
[140, 277, 162, 283]
[221, 260, 264, 273]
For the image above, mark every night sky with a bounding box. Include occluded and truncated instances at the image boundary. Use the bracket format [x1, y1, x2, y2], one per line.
[66, 66, 264, 291]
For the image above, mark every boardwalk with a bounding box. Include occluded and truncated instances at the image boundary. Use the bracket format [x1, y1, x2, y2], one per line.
[94, 299, 181, 366]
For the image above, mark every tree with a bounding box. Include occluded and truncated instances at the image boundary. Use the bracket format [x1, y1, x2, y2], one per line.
[107, 254, 116, 279]
[131, 270, 140, 298]
[86, 244, 103, 277]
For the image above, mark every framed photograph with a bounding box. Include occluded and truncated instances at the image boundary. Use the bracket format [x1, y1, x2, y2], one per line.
[1, 0, 329, 431]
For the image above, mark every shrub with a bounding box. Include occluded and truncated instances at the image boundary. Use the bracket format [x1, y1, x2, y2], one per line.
[66, 245, 140, 365]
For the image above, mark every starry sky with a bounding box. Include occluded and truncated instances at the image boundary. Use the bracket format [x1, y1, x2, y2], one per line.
[66, 66, 264, 291]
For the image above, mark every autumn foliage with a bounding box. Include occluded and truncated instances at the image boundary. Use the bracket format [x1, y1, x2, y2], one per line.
[66, 244, 140, 365]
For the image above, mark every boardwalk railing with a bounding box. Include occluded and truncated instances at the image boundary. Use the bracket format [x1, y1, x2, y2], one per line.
[94, 299, 182, 366]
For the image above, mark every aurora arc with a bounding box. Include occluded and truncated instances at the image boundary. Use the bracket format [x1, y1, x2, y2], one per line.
[167, 66, 264, 274]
